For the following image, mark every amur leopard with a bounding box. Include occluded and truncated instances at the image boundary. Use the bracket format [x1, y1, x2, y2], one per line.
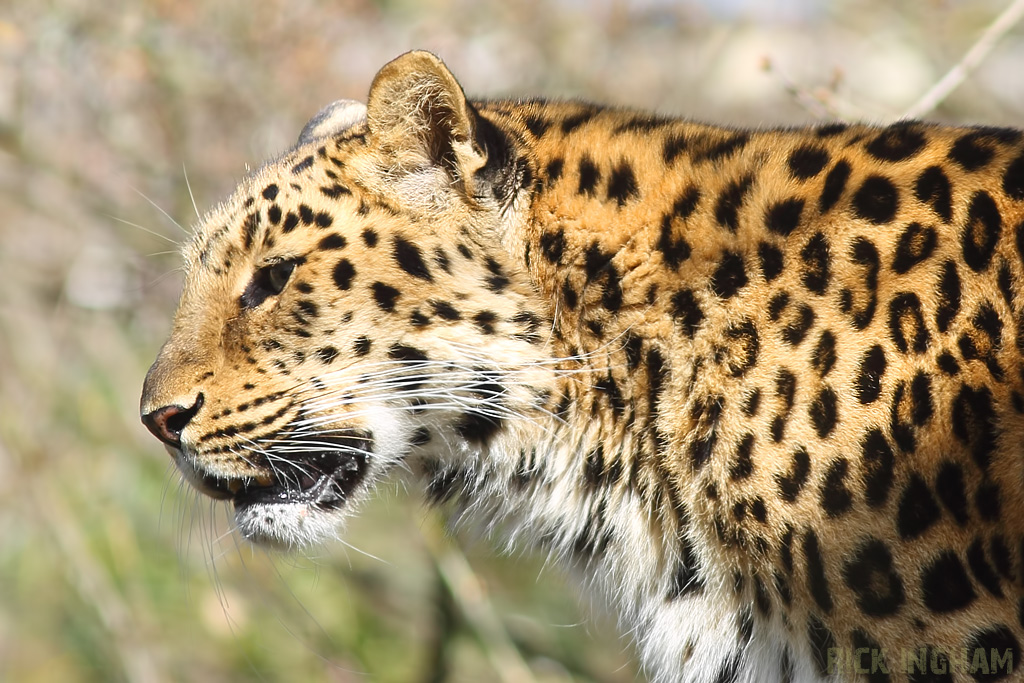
[141, 51, 1024, 682]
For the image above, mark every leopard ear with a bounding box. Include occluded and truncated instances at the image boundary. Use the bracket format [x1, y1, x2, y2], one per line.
[366, 51, 486, 189]
[297, 99, 367, 146]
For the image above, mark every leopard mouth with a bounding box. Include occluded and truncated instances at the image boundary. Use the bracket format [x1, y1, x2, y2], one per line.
[198, 434, 372, 511]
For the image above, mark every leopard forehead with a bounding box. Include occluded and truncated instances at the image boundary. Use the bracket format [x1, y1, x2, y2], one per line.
[142, 51, 1024, 683]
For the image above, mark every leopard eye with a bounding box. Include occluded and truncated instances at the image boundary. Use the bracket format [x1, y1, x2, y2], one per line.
[266, 261, 296, 294]
[240, 259, 300, 309]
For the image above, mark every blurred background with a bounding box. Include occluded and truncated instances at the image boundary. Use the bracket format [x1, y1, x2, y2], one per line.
[2, 0, 1023, 681]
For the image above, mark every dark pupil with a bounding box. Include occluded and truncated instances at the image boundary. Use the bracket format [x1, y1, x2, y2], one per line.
[267, 261, 296, 293]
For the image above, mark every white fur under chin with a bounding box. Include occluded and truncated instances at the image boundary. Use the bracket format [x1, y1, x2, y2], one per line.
[234, 501, 345, 551]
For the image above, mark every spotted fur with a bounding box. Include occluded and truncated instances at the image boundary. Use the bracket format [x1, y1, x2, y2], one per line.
[141, 51, 1024, 682]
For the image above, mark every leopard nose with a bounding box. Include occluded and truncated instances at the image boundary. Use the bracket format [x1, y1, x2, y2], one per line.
[141, 393, 204, 449]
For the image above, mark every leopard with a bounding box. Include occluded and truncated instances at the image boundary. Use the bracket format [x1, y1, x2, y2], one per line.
[140, 50, 1024, 682]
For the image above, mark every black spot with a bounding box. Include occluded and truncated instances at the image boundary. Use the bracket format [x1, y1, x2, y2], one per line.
[584, 242, 614, 281]
[889, 293, 930, 354]
[606, 160, 639, 206]
[1004, 151, 1024, 200]
[967, 538, 1003, 597]
[694, 133, 749, 164]
[811, 330, 836, 377]
[409, 427, 431, 447]
[976, 481, 1002, 521]
[671, 289, 704, 337]
[722, 320, 759, 377]
[788, 145, 830, 180]
[662, 133, 687, 165]
[820, 457, 851, 516]
[624, 333, 643, 370]
[291, 155, 314, 174]
[758, 242, 784, 281]
[551, 277, 574, 310]
[361, 228, 378, 247]
[865, 124, 926, 162]
[779, 526, 795, 574]
[540, 228, 565, 264]
[456, 411, 503, 444]
[298, 204, 315, 225]
[914, 165, 953, 223]
[711, 251, 748, 299]
[781, 303, 815, 346]
[810, 387, 838, 439]
[892, 222, 937, 274]
[729, 433, 755, 481]
[484, 257, 510, 293]
[962, 191, 1002, 272]
[319, 233, 347, 250]
[715, 175, 755, 232]
[966, 625, 1019, 680]
[851, 630, 890, 683]
[935, 260, 962, 332]
[371, 282, 400, 311]
[393, 237, 432, 281]
[765, 197, 805, 236]
[938, 351, 960, 375]
[803, 530, 833, 612]
[561, 109, 597, 135]
[523, 114, 551, 138]
[387, 343, 428, 364]
[473, 310, 498, 335]
[296, 299, 318, 318]
[845, 237, 880, 330]
[935, 462, 969, 525]
[658, 191, 697, 268]
[712, 654, 740, 683]
[777, 447, 810, 503]
[898, 474, 941, 539]
[952, 384, 997, 472]
[314, 346, 339, 365]
[267, 205, 282, 224]
[544, 158, 564, 187]
[844, 538, 905, 617]
[768, 292, 789, 321]
[816, 122, 849, 137]
[332, 259, 355, 290]
[856, 345, 887, 404]
[430, 300, 461, 321]
[282, 211, 299, 233]
[852, 175, 899, 224]
[353, 335, 371, 356]
[262, 184, 279, 201]
[241, 212, 259, 250]
[776, 369, 796, 410]
[741, 389, 761, 417]
[819, 160, 851, 213]
[861, 428, 895, 507]
[949, 132, 996, 171]
[320, 184, 350, 200]
[577, 156, 600, 196]
[806, 615, 836, 678]
[800, 232, 831, 294]
[921, 550, 976, 613]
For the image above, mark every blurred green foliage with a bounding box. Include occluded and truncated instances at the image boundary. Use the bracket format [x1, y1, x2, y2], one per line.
[1, 0, 1022, 681]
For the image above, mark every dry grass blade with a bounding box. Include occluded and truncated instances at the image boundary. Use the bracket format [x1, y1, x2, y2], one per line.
[903, 0, 1024, 119]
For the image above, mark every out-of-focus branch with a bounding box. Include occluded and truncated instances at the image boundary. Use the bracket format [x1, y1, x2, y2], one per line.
[421, 520, 539, 683]
[903, 0, 1024, 119]
[761, 58, 850, 121]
